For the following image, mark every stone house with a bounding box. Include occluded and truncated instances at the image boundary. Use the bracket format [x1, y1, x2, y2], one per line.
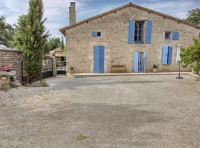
[60, 2, 200, 73]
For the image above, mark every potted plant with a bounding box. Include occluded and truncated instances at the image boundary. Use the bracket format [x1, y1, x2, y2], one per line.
[153, 64, 158, 73]
[69, 66, 74, 74]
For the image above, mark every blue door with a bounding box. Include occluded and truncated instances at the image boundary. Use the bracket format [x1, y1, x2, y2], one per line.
[133, 52, 139, 72]
[133, 52, 146, 73]
[93, 46, 104, 73]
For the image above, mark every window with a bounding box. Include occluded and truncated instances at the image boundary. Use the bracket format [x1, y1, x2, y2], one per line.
[161, 46, 173, 64]
[92, 31, 101, 37]
[128, 20, 152, 44]
[97, 32, 101, 37]
[165, 32, 171, 40]
[134, 22, 144, 43]
[164, 31, 179, 40]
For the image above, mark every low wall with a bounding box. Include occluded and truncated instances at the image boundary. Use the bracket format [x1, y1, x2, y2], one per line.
[0, 49, 23, 81]
[0, 74, 10, 89]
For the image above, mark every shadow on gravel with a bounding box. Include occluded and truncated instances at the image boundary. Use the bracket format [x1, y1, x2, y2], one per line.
[48, 77, 166, 90]
[0, 103, 169, 148]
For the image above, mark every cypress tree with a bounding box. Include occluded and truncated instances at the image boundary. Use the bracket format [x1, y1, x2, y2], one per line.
[60, 37, 66, 53]
[21, 0, 49, 82]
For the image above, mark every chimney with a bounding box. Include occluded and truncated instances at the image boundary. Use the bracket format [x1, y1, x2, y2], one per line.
[69, 2, 76, 25]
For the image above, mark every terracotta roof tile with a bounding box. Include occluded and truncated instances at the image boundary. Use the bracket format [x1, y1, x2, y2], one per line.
[60, 2, 200, 36]
[54, 48, 61, 52]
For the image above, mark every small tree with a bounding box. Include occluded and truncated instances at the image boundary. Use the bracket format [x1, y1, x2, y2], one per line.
[180, 38, 200, 73]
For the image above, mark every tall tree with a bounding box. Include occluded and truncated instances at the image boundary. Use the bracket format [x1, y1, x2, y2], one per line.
[15, 0, 50, 82]
[60, 37, 66, 53]
[0, 16, 15, 47]
[180, 38, 200, 73]
[184, 8, 200, 25]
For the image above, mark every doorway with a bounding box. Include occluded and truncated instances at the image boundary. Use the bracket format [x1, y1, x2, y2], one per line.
[133, 52, 146, 73]
[93, 46, 104, 73]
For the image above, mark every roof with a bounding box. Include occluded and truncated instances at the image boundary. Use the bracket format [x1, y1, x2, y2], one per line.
[60, 2, 200, 36]
[54, 48, 61, 52]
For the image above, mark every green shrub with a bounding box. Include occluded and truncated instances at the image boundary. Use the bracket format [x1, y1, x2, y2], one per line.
[192, 64, 198, 71]
[70, 66, 74, 70]
[153, 64, 158, 69]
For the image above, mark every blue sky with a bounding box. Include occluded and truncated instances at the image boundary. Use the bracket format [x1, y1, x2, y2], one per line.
[0, 0, 199, 39]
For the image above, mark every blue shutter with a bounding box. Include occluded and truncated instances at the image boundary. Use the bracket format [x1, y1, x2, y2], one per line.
[128, 20, 134, 44]
[172, 32, 179, 40]
[133, 52, 139, 72]
[92, 31, 97, 37]
[143, 52, 146, 73]
[146, 20, 152, 44]
[162, 46, 168, 64]
[168, 46, 173, 64]
[99, 46, 104, 73]
[93, 46, 99, 73]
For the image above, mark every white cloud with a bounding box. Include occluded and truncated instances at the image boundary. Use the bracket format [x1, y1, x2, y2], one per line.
[176, 12, 187, 19]
[139, 1, 196, 19]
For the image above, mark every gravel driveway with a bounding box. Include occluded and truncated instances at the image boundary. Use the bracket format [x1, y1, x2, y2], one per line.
[0, 75, 200, 148]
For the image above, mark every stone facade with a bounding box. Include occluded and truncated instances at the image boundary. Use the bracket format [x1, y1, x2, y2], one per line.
[61, 3, 200, 73]
[0, 49, 23, 81]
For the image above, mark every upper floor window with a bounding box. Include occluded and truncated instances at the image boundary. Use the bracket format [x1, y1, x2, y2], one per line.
[164, 31, 179, 40]
[92, 31, 101, 37]
[165, 32, 171, 40]
[134, 22, 144, 43]
[97, 32, 101, 37]
[128, 20, 152, 44]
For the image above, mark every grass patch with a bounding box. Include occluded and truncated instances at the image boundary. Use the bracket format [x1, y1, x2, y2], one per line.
[40, 80, 49, 87]
[76, 134, 87, 141]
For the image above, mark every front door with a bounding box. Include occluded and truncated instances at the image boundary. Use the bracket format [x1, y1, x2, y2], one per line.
[133, 52, 146, 73]
[93, 46, 104, 73]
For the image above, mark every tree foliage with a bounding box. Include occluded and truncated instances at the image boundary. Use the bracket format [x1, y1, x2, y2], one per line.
[184, 8, 200, 25]
[14, 0, 50, 82]
[180, 38, 200, 72]
[12, 15, 27, 50]
[44, 37, 61, 54]
[0, 16, 15, 47]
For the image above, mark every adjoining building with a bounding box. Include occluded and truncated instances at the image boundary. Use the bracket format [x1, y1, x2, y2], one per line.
[60, 2, 200, 73]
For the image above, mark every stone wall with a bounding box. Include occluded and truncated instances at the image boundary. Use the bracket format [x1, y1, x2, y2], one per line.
[0, 75, 10, 89]
[65, 6, 200, 73]
[0, 49, 23, 81]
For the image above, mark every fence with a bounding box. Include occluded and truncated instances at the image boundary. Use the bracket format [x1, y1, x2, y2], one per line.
[22, 56, 53, 82]
[57, 60, 66, 74]
[42, 57, 53, 78]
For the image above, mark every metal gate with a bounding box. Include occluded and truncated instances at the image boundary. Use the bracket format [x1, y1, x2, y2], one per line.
[22, 57, 54, 82]
[57, 61, 66, 75]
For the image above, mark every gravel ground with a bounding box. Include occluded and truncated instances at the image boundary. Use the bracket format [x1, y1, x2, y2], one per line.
[0, 75, 200, 148]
